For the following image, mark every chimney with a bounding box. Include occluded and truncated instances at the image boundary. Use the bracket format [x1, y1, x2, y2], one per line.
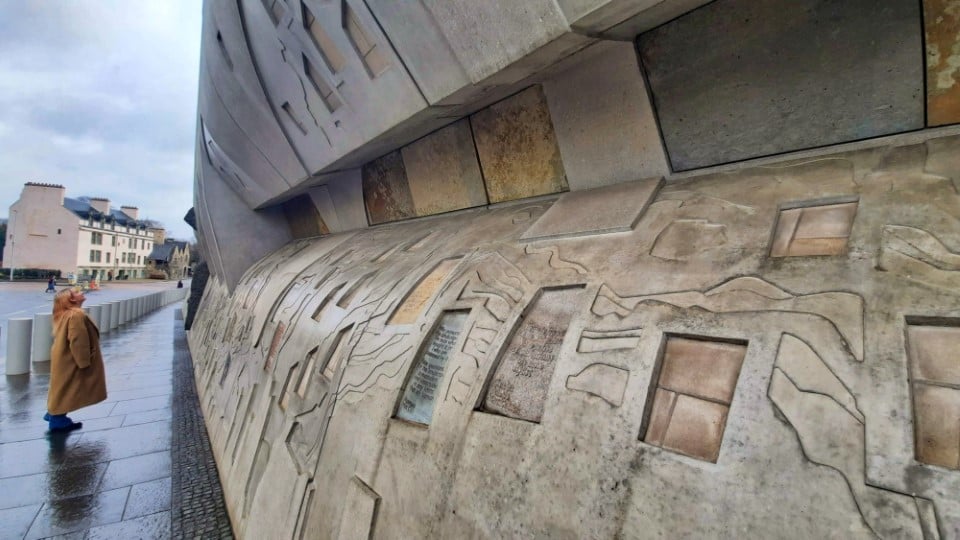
[89, 197, 111, 215]
[23, 182, 66, 205]
[120, 206, 139, 220]
[151, 227, 166, 245]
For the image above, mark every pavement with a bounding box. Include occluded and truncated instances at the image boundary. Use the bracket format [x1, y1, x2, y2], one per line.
[0, 302, 232, 539]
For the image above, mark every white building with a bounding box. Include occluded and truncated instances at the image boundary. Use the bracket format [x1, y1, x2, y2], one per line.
[3, 182, 159, 280]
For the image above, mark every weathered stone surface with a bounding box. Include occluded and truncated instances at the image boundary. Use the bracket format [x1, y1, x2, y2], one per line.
[908, 325, 960, 386]
[638, 0, 924, 170]
[471, 86, 568, 203]
[189, 134, 960, 538]
[771, 201, 857, 257]
[925, 0, 960, 126]
[650, 219, 727, 261]
[658, 337, 745, 404]
[337, 477, 380, 540]
[362, 151, 415, 225]
[913, 384, 960, 469]
[401, 119, 488, 216]
[389, 258, 461, 325]
[483, 287, 584, 423]
[521, 178, 662, 241]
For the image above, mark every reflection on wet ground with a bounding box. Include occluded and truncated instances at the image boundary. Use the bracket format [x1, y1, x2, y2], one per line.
[0, 304, 177, 539]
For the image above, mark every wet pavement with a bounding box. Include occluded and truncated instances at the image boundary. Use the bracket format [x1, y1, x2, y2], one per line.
[0, 303, 232, 539]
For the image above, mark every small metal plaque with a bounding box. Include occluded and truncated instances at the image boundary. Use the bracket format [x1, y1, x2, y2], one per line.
[396, 311, 469, 424]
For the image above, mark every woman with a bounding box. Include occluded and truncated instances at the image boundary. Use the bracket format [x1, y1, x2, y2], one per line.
[45, 288, 107, 432]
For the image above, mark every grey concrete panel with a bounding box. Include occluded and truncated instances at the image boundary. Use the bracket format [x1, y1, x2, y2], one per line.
[323, 169, 368, 232]
[638, 0, 924, 170]
[203, 0, 308, 187]
[558, 0, 711, 37]
[365, 0, 471, 104]
[542, 41, 668, 191]
[195, 131, 292, 292]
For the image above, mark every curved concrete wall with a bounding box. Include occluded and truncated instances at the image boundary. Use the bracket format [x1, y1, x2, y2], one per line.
[190, 134, 960, 538]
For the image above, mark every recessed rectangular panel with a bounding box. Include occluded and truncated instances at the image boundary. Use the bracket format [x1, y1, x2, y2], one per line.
[925, 0, 960, 126]
[638, 0, 923, 170]
[483, 287, 585, 423]
[396, 311, 469, 425]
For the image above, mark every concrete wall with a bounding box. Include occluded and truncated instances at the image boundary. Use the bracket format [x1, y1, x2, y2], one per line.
[189, 132, 960, 538]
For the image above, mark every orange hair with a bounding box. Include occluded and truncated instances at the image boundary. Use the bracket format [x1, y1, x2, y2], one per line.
[52, 289, 81, 325]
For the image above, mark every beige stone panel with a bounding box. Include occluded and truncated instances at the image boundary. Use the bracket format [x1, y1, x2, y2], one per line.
[564, 363, 630, 407]
[388, 258, 461, 325]
[520, 178, 662, 241]
[924, 0, 960, 126]
[776, 334, 864, 423]
[658, 338, 745, 404]
[660, 394, 728, 463]
[471, 85, 568, 203]
[337, 477, 380, 540]
[644, 388, 677, 447]
[908, 325, 960, 386]
[785, 237, 848, 257]
[793, 202, 857, 239]
[770, 207, 802, 257]
[914, 384, 960, 469]
[401, 119, 488, 216]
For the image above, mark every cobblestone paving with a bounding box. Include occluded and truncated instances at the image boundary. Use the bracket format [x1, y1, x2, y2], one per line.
[170, 310, 233, 539]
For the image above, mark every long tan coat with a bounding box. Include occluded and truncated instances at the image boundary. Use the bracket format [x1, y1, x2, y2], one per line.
[48, 309, 107, 414]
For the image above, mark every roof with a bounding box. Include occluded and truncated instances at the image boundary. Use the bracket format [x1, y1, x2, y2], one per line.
[63, 197, 151, 228]
[148, 240, 189, 263]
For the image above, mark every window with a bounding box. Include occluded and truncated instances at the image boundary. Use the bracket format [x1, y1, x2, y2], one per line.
[91, 232, 103, 245]
[642, 336, 747, 463]
[90, 250, 96, 262]
[111, 236, 116, 246]
[106, 253, 111, 263]
[303, 54, 342, 112]
[88, 250, 101, 263]
[121, 253, 126, 263]
[343, 2, 389, 76]
[302, 1, 345, 73]
[57, 228, 61, 235]
[137, 256, 141, 265]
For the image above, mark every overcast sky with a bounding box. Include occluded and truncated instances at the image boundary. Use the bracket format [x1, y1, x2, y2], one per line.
[0, 2, 202, 240]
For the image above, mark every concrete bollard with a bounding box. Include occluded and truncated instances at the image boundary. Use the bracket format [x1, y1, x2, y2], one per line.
[109, 301, 120, 330]
[120, 300, 130, 325]
[6, 318, 33, 375]
[89, 305, 103, 332]
[31, 313, 53, 364]
[100, 303, 111, 334]
[137, 296, 144, 318]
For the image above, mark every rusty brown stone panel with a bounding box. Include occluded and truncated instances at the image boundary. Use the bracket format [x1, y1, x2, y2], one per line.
[470, 85, 568, 203]
[925, 0, 960, 126]
[362, 150, 415, 225]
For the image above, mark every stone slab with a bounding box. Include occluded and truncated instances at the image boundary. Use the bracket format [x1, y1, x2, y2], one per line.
[471, 85, 568, 203]
[362, 151, 415, 225]
[389, 259, 461, 325]
[908, 325, 960, 386]
[483, 287, 585, 423]
[924, 0, 960, 126]
[658, 337, 745, 405]
[913, 384, 960, 470]
[638, 0, 924, 170]
[520, 177, 662, 241]
[401, 119, 488, 216]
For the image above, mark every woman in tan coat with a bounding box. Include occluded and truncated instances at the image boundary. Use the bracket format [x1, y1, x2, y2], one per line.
[45, 288, 107, 432]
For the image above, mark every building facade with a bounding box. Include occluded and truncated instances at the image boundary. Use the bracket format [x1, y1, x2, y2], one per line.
[147, 239, 192, 279]
[189, 0, 960, 537]
[4, 183, 158, 280]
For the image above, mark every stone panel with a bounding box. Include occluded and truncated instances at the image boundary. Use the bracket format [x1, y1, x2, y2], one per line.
[908, 325, 960, 386]
[658, 337, 745, 404]
[483, 287, 585, 423]
[638, 0, 924, 170]
[771, 201, 858, 257]
[914, 384, 960, 469]
[361, 151, 415, 225]
[521, 178, 662, 241]
[401, 119, 488, 216]
[471, 86, 568, 203]
[389, 258, 462, 325]
[925, 0, 960, 126]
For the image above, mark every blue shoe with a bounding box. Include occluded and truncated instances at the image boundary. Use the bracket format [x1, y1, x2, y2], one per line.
[43, 412, 51, 421]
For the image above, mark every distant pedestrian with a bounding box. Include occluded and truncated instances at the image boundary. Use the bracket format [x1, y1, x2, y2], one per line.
[177, 280, 183, 288]
[45, 276, 56, 293]
[44, 289, 107, 432]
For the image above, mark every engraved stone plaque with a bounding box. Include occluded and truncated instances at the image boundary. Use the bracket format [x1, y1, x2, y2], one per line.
[483, 287, 585, 423]
[389, 259, 461, 325]
[396, 311, 469, 425]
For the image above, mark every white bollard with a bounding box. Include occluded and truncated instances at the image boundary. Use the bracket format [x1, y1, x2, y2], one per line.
[6, 318, 33, 375]
[121, 300, 130, 325]
[31, 313, 53, 364]
[89, 305, 102, 332]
